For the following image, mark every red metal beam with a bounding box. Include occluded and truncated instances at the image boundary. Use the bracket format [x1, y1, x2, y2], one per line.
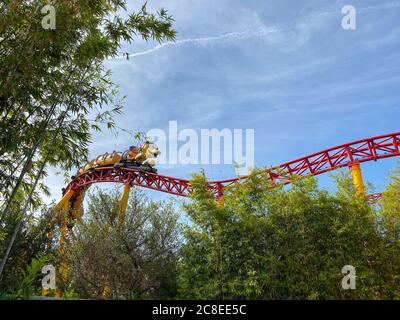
[64, 132, 400, 199]
[367, 192, 383, 203]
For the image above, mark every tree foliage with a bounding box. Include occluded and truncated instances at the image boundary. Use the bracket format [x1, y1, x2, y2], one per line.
[0, 207, 57, 292]
[2, 165, 399, 299]
[0, 0, 175, 208]
[0, 254, 49, 299]
[65, 188, 181, 299]
[178, 167, 400, 299]
[0, 0, 175, 283]
[381, 165, 400, 241]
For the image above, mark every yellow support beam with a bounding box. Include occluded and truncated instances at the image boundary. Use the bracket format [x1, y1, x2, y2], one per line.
[350, 163, 366, 196]
[216, 196, 224, 208]
[58, 202, 69, 278]
[45, 201, 69, 298]
[72, 189, 85, 220]
[54, 189, 75, 211]
[43, 190, 75, 297]
[46, 232, 53, 249]
[119, 184, 131, 225]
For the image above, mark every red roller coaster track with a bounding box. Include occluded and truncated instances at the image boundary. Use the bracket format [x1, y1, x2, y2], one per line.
[63, 132, 400, 200]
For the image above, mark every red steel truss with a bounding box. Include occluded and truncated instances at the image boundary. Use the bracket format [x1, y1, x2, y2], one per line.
[65, 132, 400, 199]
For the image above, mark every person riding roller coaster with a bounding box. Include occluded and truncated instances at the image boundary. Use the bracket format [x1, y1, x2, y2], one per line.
[77, 141, 161, 176]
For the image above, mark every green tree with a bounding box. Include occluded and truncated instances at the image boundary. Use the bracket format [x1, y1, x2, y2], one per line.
[0, 0, 175, 281]
[381, 164, 400, 241]
[178, 168, 400, 299]
[65, 188, 180, 299]
[0, 206, 58, 293]
[0, 255, 49, 299]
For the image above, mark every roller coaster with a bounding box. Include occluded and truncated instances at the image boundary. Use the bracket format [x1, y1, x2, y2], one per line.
[47, 131, 400, 296]
[54, 132, 400, 245]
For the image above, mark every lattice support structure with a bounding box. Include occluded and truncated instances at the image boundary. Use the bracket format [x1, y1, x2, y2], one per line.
[58, 132, 399, 201]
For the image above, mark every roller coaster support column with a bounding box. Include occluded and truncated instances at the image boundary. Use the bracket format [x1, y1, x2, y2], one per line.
[216, 183, 224, 208]
[350, 163, 366, 196]
[55, 201, 69, 298]
[43, 190, 74, 297]
[119, 183, 131, 224]
[54, 189, 75, 211]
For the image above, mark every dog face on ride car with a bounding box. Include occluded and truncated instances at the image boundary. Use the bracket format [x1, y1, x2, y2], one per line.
[144, 143, 160, 167]
[146, 143, 161, 159]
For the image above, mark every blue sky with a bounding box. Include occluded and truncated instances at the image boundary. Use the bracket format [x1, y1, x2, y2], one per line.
[45, 0, 400, 204]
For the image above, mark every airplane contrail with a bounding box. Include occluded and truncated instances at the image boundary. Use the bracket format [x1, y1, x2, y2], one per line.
[112, 1, 400, 60]
[113, 27, 279, 59]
